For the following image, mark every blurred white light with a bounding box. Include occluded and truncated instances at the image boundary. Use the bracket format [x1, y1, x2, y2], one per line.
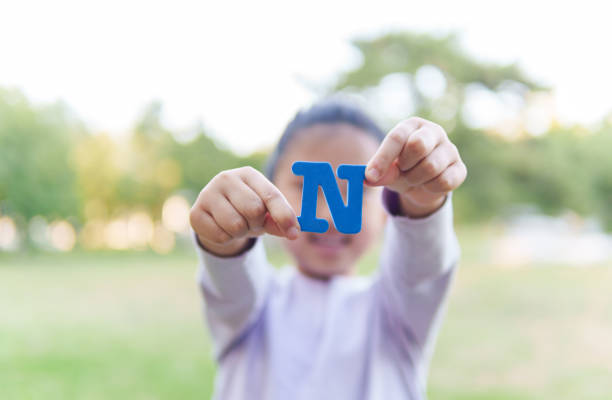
[498, 89, 526, 112]
[49, 220, 76, 252]
[461, 83, 505, 129]
[366, 73, 415, 122]
[127, 212, 154, 248]
[524, 92, 554, 136]
[162, 195, 191, 233]
[150, 223, 175, 254]
[0, 216, 19, 251]
[496, 80, 529, 97]
[169, 124, 201, 145]
[105, 218, 129, 250]
[415, 65, 447, 99]
[80, 219, 106, 250]
[431, 93, 459, 122]
[28, 215, 50, 248]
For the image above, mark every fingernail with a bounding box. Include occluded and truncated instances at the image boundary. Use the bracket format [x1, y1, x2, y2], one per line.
[366, 167, 380, 181]
[287, 226, 299, 239]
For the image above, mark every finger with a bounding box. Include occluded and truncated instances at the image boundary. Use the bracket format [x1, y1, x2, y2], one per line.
[209, 197, 249, 239]
[224, 180, 267, 232]
[262, 212, 286, 237]
[365, 118, 423, 183]
[423, 160, 467, 193]
[189, 207, 232, 245]
[401, 141, 458, 186]
[364, 159, 401, 188]
[396, 124, 445, 172]
[241, 169, 299, 239]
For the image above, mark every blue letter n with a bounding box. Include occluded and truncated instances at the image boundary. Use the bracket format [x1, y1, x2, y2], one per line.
[291, 161, 366, 234]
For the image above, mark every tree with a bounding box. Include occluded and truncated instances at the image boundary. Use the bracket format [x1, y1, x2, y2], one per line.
[0, 89, 84, 231]
[330, 31, 612, 229]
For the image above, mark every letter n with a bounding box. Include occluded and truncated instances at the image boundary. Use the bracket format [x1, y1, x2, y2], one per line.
[291, 161, 366, 234]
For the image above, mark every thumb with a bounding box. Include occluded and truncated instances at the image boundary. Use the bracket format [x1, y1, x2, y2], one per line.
[263, 212, 289, 238]
[366, 160, 401, 187]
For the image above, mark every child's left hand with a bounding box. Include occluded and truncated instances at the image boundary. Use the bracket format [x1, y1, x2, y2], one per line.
[365, 117, 467, 218]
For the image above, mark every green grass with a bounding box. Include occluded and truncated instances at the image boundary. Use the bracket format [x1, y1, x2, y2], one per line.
[0, 251, 215, 400]
[1, 235, 612, 399]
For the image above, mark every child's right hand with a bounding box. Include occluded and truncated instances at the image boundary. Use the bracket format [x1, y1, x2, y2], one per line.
[190, 167, 300, 256]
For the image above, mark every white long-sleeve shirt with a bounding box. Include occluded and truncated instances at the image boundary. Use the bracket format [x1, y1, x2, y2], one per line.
[192, 191, 460, 400]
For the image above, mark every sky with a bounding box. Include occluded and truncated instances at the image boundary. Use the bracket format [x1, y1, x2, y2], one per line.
[1, 0, 610, 154]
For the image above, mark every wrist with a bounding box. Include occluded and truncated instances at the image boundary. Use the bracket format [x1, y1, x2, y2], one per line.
[195, 233, 254, 257]
[398, 193, 446, 218]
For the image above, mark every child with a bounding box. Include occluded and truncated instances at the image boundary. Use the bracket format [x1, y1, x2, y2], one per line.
[189, 101, 466, 400]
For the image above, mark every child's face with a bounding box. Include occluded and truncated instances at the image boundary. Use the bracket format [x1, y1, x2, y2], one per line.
[273, 123, 386, 280]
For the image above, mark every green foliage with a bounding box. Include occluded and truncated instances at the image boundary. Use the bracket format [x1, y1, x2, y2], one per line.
[332, 31, 612, 230]
[132, 102, 264, 207]
[336, 32, 543, 92]
[0, 89, 83, 226]
[0, 94, 265, 236]
[1, 30, 611, 237]
[451, 125, 612, 227]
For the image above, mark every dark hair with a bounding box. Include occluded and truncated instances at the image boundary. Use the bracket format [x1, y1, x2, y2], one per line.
[265, 100, 385, 180]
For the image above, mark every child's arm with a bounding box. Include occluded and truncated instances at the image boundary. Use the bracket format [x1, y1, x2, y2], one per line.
[374, 189, 459, 382]
[365, 117, 466, 383]
[192, 231, 270, 361]
[189, 166, 299, 360]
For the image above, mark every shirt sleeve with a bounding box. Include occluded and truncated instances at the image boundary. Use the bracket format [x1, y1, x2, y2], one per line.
[191, 230, 274, 361]
[373, 189, 460, 386]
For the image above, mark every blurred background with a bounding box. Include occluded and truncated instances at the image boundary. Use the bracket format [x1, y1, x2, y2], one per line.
[1, 1, 611, 399]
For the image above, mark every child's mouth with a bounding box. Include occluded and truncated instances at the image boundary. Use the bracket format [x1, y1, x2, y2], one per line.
[308, 233, 350, 256]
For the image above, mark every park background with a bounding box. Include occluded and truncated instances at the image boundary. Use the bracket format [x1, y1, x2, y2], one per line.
[1, 1, 611, 399]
